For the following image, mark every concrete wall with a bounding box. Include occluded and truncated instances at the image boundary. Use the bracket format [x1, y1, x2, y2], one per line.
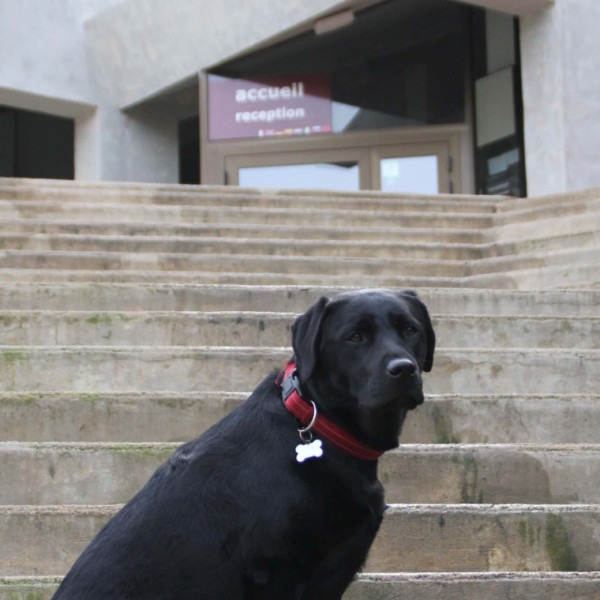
[0, 0, 118, 113]
[520, 0, 600, 195]
[84, 0, 350, 110]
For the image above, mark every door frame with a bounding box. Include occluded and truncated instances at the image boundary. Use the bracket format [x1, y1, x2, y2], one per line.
[371, 141, 451, 194]
[225, 147, 372, 189]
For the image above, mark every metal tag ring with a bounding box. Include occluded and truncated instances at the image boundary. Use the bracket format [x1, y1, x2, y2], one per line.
[298, 401, 318, 438]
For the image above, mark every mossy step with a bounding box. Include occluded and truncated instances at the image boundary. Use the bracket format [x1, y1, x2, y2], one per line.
[1, 284, 598, 316]
[2, 392, 598, 445]
[1, 504, 599, 575]
[1, 442, 599, 506]
[3, 572, 600, 600]
[0, 346, 598, 395]
[345, 571, 600, 600]
[1, 310, 598, 349]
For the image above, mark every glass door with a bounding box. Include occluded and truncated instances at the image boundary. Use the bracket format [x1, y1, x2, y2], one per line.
[226, 148, 371, 191]
[372, 142, 451, 194]
[224, 140, 454, 193]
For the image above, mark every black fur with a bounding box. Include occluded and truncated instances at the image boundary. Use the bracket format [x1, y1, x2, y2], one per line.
[52, 289, 435, 600]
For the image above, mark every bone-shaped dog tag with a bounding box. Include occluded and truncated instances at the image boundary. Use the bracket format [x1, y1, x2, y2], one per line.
[295, 439, 323, 463]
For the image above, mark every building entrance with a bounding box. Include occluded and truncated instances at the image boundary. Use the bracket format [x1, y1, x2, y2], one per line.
[201, 0, 525, 196]
[224, 135, 455, 193]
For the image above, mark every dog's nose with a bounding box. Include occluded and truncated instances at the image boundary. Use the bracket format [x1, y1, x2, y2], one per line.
[386, 358, 417, 378]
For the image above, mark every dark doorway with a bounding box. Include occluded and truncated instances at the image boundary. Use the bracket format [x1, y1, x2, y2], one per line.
[179, 115, 200, 184]
[0, 107, 74, 179]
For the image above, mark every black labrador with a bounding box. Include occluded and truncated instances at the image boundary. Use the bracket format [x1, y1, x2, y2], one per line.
[51, 288, 435, 600]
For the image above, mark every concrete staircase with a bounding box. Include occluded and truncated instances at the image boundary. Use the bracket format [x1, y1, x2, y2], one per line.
[0, 177, 599, 599]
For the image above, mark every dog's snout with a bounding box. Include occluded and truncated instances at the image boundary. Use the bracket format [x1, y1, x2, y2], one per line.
[386, 358, 417, 378]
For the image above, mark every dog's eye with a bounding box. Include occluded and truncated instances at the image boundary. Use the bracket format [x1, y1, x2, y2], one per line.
[347, 332, 364, 343]
[403, 326, 418, 337]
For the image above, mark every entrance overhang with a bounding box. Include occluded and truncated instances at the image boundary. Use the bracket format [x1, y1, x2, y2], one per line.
[455, 0, 554, 16]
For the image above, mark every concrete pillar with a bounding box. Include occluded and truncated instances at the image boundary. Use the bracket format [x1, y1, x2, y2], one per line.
[520, 0, 600, 195]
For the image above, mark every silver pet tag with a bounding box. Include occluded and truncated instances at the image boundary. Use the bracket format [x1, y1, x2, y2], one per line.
[295, 439, 323, 463]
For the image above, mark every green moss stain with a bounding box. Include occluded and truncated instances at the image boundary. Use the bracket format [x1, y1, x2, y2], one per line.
[1, 350, 27, 364]
[545, 513, 578, 571]
[430, 404, 458, 444]
[518, 519, 541, 548]
[108, 444, 176, 460]
[8, 592, 46, 600]
[454, 453, 483, 504]
[85, 314, 113, 325]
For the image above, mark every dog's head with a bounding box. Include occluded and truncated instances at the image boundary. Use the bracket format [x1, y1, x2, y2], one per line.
[291, 289, 435, 451]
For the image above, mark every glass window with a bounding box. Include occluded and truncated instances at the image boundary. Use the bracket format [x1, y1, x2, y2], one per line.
[238, 162, 360, 191]
[380, 156, 439, 194]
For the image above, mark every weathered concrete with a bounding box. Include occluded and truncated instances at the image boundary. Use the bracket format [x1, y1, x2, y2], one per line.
[0, 346, 598, 394]
[2, 310, 597, 348]
[4, 573, 600, 600]
[0, 283, 598, 316]
[2, 504, 599, 576]
[2, 442, 599, 506]
[366, 504, 600, 572]
[1, 393, 599, 445]
[345, 572, 600, 600]
[0, 199, 494, 229]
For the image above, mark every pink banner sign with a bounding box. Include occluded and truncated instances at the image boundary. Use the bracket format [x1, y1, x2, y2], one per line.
[208, 73, 332, 141]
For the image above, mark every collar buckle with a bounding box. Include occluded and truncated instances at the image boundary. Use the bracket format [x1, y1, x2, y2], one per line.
[280, 366, 302, 402]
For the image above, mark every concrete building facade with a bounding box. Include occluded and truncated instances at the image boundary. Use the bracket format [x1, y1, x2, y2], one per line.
[0, 0, 598, 197]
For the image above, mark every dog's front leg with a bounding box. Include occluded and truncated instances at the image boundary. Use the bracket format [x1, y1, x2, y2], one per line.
[296, 508, 383, 600]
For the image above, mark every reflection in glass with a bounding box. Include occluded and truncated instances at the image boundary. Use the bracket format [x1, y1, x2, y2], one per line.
[239, 162, 359, 191]
[380, 156, 438, 194]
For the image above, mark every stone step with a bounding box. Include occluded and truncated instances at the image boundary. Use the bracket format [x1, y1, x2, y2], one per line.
[367, 504, 600, 572]
[464, 262, 600, 291]
[2, 504, 598, 576]
[1, 310, 598, 349]
[0, 578, 59, 600]
[2, 229, 597, 262]
[2, 263, 598, 289]
[0, 217, 486, 244]
[0, 230, 597, 276]
[0, 200, 494, 229]
[486, 211, 600, 247]
[2, 391, 598, 444]
[0, 267, 466, 286]
[0, 346, 598, 395]
[0, 283, 597, 316]
[0, 233, 485, 261]
[0, 249, 469, 278]
[345, 572, 600, 600]
[494, 192, 600, 223]
[0, 178, 501, 213]
[3, 572, 600, 600]
[470, 246, 600, 276]
[2, 392, 597, 445]
[1, 442, 598, 506]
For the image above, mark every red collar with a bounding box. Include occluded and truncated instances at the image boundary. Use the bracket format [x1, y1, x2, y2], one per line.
[278, 361, 384, 462]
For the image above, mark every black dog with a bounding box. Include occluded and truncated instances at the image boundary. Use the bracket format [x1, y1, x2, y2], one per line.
[51, 289, 435, 600]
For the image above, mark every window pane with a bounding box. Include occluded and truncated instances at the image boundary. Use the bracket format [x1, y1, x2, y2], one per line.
[239, 162, 359, 191]
[380, 156, 438, 194]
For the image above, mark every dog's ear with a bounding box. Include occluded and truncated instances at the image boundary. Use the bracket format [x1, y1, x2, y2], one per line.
[399, 290, 436, 372]
[291, 296, 330, 381]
